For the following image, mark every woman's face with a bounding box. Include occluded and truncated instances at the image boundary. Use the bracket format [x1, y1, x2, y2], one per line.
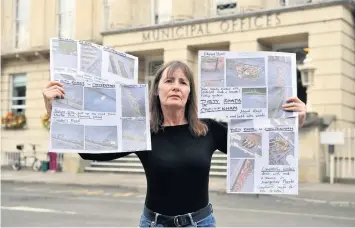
[157, 67, 191, 109]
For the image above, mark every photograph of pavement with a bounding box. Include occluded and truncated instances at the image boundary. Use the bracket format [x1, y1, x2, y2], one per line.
[50, 123, 84, 150]
[122, 118, 147, 151]
[51, 39, 78, 70]
[84, 126, 118, 151]
[108, 53, 135, 80]
[229, 159, 255, 193]
[80, 43, 102, 77]
[269, 132, 295, 166]
[200, 56, 225, 87]
[83, 87, 116, 113]
[267, 55, 293, 87]
[268, 86, 295, 118]
[230, 133, 262, 158]
[121, 86, 146, 117]
[53, 83, 83, 111]
[242, 88, 267, 109]
[226, 57, 266, 87]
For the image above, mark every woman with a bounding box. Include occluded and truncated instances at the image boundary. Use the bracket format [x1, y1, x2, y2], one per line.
[43, 61, 306, 227]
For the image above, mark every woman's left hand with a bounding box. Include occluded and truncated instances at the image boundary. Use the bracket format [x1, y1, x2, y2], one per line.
[282, 97, 307, 127]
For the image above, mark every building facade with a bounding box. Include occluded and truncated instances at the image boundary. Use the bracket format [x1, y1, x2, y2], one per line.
[1, 0, 354, 182]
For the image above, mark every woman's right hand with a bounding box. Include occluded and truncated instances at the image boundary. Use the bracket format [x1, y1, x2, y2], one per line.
[42, 81, 65, 116]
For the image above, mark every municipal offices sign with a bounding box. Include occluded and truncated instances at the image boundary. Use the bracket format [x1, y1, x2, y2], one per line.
[142, 13, 281, 42]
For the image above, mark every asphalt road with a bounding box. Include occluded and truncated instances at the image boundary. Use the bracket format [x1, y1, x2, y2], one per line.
[1, 182, 355, 227]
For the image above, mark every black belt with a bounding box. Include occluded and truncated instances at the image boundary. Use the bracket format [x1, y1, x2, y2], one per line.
[143, 203, 213, 227]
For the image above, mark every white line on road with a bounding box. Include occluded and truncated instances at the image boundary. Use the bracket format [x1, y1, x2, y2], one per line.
[215, 206, 355, 221]
[1, 206, 76, 215]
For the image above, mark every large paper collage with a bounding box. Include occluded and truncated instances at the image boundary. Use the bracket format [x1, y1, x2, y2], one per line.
[198, 51, 299, 194]
[49, 38, 151, 153]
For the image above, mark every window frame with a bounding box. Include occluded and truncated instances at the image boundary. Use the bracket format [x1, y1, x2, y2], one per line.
[56, 0, 76, 38]
[10, 73, 27, 114]
[13, 0, 29, 49]
[152, 0, 172, 24]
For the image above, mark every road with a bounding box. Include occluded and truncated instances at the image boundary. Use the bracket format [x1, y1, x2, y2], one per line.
[1, 182, 355, 227]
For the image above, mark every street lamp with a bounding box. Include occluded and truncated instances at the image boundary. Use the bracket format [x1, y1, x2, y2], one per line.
[297, 53, 316, 112]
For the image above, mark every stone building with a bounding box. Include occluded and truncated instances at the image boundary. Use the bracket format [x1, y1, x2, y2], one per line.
[1, 0, 354, 182]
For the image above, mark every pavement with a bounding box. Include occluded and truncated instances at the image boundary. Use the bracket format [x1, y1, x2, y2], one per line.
[1, 168, 355, 209]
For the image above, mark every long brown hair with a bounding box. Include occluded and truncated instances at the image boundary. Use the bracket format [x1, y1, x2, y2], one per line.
[149, 60, 208, 136]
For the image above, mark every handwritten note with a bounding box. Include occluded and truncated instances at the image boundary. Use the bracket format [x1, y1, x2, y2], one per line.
[257, 167, 297, 194]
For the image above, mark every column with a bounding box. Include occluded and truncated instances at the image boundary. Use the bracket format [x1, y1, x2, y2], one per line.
[132, 0, 152, 27]
[76, 0, 93, 40]
[44, 0, 57, 41]
[106, 0, 132, 30]
[172, 0, 193, 21]
[1, 0, 14, 53]
[308, 31, 347, 127]
[193, 0, 211, 19]
[30, 0, 45, 48]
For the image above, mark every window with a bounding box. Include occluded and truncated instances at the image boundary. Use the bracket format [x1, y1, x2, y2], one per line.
[153, 0, 172, 24]
[145, 58, 163, 90]
[103, 0, 114, 30]
[14, 0, 29, 49]
[57, 0, 75, 38]
[216, 0, 237, 16]
[11, 74, 27, 114]
[280, 0, 312, 6]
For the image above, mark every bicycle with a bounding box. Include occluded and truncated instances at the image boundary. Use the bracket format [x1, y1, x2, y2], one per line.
[12, 143, 42, 171]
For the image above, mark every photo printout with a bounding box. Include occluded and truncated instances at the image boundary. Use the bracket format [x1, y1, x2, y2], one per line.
[197, 50, 298, 119]
[48, 38, 151, 153]
[227, 118, 298, 195]
[197, 50, 299, 195]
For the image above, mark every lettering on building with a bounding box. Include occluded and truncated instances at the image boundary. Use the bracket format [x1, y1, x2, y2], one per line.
[142, 13, 281, 42]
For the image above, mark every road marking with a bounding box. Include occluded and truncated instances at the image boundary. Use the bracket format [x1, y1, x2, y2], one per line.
[113, 192, 134, 197]
[215, 206, 355, 221]
[1, 206, 76, 215]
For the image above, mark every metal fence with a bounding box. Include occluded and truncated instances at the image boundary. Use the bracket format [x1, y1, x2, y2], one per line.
[323, 128, 355, 182]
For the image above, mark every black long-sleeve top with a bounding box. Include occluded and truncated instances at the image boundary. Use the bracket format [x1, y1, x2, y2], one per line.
[79, 118, 227, 216]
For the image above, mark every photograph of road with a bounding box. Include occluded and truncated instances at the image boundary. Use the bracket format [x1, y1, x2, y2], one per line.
[51, 123, 84, 150]
[200, 56, 225, 87]
[54, 72, 76, 81]
[241, 88, 267, 109]
[269, 132, 295, 165]
[121, 86, 146, 117]
[51, 39, 77, 70]
[229, 159, 254, 193]
[226, 58, 265, 87]
[108, 53, 135, 80]
[230, 133, 262, 158]
[83, 87, 116, 113]
[122, 119, 147, 151]
[80, 44, 102, 77]
[268, 56, 293, 87]
[53, 83, 83, 110]
[230, 119, 254, 128]
[268, 87, 294, 118]
[85, 126, 118, 151]
[270, 118, 296, 128]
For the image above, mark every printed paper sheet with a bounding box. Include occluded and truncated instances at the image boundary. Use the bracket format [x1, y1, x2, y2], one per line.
[227, 118, 298, 194]
[197, 50, 299, 194]
[198, 51, 298, 119]
[48, 38, 151, 153]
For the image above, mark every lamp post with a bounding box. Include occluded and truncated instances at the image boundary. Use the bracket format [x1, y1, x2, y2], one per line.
[297, 53, 316, 113]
